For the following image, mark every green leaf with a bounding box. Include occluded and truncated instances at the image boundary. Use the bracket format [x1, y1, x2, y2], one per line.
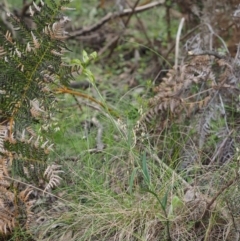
[129, 168, 138, 194]
[82, 50, 89, 63]
[168, 195, 183, 216]
[161, 188, 169, 210]
[89, 51, 97, 60]
[70, 58, 82, 65]
[83, 68, 95, 83]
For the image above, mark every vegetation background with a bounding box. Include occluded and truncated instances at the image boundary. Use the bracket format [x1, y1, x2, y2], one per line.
[1, 0, 240, 240]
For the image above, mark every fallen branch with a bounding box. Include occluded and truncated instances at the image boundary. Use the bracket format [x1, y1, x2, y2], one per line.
[69, 0, 165, 38]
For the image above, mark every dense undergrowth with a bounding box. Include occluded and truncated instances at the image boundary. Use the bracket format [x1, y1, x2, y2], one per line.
[1, 0, 240, 240]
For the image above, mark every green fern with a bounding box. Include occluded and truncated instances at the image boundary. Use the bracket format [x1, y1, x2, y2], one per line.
[0, 0, 75, 172]
[0, 0, 78, 235]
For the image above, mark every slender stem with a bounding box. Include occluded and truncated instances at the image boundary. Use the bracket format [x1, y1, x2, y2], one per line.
[175, 18, 185, 68]
[55, 87, 119, 117]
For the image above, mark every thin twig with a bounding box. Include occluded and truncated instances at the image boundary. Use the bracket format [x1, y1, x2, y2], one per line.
[132, 10, 153, 48]
[207, 157, 240, 211]
[209, 130, 234, 165]
[165, 1, 172, 42]
[163, 24, 199, 62]
[72, 94, 82, 112]
[188, 50, 228, 60]
[98, 35, 119, 56]
[105, 0, 141, 58]
[204, 23, 229, 54]
[206, 176, 237, 211]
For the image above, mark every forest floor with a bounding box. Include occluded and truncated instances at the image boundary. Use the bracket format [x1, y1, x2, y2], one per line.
[2, 0, 240, 240]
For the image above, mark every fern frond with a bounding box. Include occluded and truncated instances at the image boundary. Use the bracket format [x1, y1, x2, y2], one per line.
[0, 0, 80, 236]
[0, 46, 6, 57]
[0, 187, 15, 234]
[142, 55, 219, 129]
[44, 164, 63, 191]
[0, 157, 9, 178]
[0, 125, 7, 154]
[141, 51, 240, 169]
[44, 16, 70, 40]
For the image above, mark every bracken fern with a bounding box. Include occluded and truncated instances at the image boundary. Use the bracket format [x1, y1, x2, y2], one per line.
[0, 0, 77, 235]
